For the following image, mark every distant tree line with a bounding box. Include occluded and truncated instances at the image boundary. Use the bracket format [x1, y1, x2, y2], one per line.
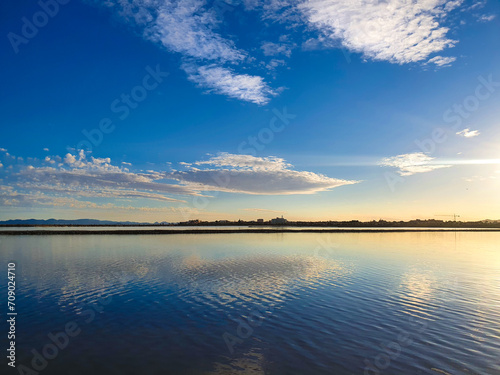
[175, 219, 500, 228]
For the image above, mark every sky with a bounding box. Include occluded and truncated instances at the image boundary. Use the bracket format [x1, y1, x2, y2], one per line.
[0, 0, 499, 222]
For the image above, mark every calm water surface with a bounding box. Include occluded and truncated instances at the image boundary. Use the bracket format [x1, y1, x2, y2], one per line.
[1, 232, 499, 374]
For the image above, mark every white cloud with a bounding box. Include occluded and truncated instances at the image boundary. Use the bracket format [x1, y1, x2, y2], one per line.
[106, 0, 245, 62]
[478, 14, 496, 22]
[379, 152, 451, 176]
[0, 148, 7, 152]
[5, 151, 196, 209]
[169, 152, 358, 194]
[427, 55, 456, 67]
[261, 41, 293, 57]
[467, 1, 486, 11]
[64, 153, 77, 164]
[93, 0, 275, 104]
[18, 166, 191, 197]
[149, 0, 246, 62]
[463, 174, 494, 183]
[87, 0, 468, 106]
[299, 0, 462, 64]
[259, 0, 303, 24]
[1, 151, 358, 210]
[456, 128, 480, 138]
[265, 59, 286, 70]
[43, 148, 49, 152]
[194, 153, 292, 170]
[182, 63, 276, 105]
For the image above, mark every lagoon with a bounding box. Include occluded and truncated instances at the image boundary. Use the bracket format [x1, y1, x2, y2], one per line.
[1, 232, 499, 374]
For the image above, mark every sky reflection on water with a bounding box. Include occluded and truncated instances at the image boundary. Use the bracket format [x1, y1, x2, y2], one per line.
[1, 232, 499, 374]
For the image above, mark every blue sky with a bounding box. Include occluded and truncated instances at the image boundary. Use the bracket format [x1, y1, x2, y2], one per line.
[0, 0, 499, 222]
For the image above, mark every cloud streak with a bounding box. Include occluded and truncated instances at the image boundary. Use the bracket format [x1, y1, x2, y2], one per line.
[427, 55, 456, 67]
[379, 152, 451, 176]
[182, 63, 276, 104]
[478, 14, 496, 22]
[456, 128, 480, 138]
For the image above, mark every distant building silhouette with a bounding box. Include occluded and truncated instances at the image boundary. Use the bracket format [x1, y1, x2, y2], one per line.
[270, 216, 287, 225]
[257, 219, 264, 223]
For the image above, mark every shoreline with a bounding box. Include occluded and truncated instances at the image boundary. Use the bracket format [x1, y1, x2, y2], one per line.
[1, 228, 500, 235]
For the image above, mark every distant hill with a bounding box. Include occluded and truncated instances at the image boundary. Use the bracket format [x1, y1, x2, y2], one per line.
[0, 219, 150, 226]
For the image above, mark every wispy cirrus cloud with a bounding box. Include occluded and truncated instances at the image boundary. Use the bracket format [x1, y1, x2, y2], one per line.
[100, 0, 244, 62]
[182, 63, 276, 105]
[149, 0, 246, 62]
[261, 41, 294, 57]
[478, 14, 496, 22]
[299, 0, 462, 65]
[467, 1, 487, 11]
[427, 55, 456, 67]
[379, 152, 451, 176]
[92, 0, 275, 104]
[456, 128, 480, 138]
[87, 0, 469, 105]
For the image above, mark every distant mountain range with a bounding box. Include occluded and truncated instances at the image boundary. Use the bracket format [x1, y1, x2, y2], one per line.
[0, 219, 149, 226]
